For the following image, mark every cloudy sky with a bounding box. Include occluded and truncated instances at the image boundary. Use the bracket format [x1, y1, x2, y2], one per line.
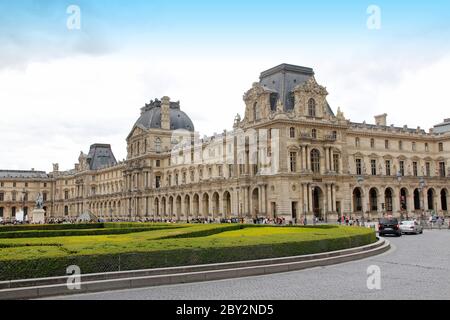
[1, 0, 449, 172]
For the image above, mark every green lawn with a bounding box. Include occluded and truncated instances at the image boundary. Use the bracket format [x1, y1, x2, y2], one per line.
[0, 223, 376, 280]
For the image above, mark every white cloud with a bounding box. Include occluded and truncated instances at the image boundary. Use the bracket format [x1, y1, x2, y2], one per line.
[0, 49, 449, 172]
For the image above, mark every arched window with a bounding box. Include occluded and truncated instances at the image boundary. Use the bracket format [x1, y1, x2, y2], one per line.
[155, 138, 161, 153]
[311, 129, 317, 139]
[289, 127, 295, 138]
[308, 98, 316, 117]
[311, 149, 320, 173]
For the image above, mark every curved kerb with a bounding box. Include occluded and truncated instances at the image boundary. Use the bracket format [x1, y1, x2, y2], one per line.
[0, 238, 390, 300]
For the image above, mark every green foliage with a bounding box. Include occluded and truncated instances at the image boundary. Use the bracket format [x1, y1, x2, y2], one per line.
[0, 223, 104, 233]
[0, 224, 376, 281]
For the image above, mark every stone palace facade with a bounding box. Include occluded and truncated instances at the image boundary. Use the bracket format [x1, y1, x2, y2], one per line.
[1, 64, 449, 223]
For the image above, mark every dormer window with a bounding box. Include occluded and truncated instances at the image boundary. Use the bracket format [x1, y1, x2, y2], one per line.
[308, 98, 316, 117]
[288, 92, 295, 110]
[270, 93, 278, 111]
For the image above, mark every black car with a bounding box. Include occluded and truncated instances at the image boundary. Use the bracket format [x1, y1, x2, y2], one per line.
[378, 218, 402, 237]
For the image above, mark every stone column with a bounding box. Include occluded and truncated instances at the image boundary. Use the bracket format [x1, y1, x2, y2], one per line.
[327, 184, 332, 214]
[308, 184, 313, 213]
[407, 192, 414, 215]
[234, 189, 239, 217]
[305, 146, 310, 171]
[325, 147, 329, 174]
[332, 184, 336, 212]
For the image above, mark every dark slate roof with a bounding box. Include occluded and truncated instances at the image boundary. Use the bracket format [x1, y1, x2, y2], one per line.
[259, 63, 335, 116]
[135, 99, 195, 132]
[433, 118, 450, 134]
[0, 170, 49, 179]
[86, 144, 117, 170]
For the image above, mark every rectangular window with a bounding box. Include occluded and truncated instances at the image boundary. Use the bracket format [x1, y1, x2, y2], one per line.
[412, 142, 416, 151]
[228, 165, 233, 178]
[218, 165, 223, 177]
[398, 141, 403, 150]
[439, 162, 446, 177]
[371, 159, 377, 175]
[190, 171, 195, 182]
[426, 162, 431, 177]
[43, 192, 47, 202]
[0, 193, 3, 201]
[12, 207, 16, 217]
[385, 160, 391, 176]
[290, 152, 297, 172]
[356, 159, 362, 175]
[439, 143, 444, 152]
[413, 162, 418, 177]
[0, 207, 3, 218]
[399, 161, 405, 176]
[333, 154, 339, 172]
[155, 176, 161, 188]
[168, 175, 172, 186]
[64, 191, 69, 200]
[370, 139, 375, 149]
[385, 140, 389, 149]
[12, 192, 17, 201]
[425, 143, 429, 152]
[156, 160, 160, 167]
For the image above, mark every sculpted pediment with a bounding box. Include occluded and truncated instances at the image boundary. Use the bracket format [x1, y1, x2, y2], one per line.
[294, 77, 328, 96]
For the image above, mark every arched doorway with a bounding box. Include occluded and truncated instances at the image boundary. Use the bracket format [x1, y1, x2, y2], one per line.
[193, 194, 200, 218]
[251, 188, 259, 218]
[223, 191, 231, 218]
[400, 188, 408, 211]
[427, 189, 435, 211]
[441, 189, 448, 212]
[353, 188, 363, 213]
[312, 187, 324, 219]
[369, 188, 378, 212]
[202, 193, 210, 218]
[176, 196, 182, 220]
[414, 189, 421, 211]
[212, 192, 220, 218]
[385, 188, 393, 213]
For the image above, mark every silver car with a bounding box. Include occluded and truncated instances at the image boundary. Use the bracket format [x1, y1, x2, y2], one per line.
[399, 220, 423, 235]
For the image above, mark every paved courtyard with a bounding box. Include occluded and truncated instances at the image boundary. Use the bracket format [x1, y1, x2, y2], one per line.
[51, 230, 450, 300]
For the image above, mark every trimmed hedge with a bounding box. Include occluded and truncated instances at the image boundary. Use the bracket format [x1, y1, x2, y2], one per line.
[0, 226, 180, 239]
[0, 223, 104, 233]
[155, 224, 246, 240]
[0, 231, 376, 281]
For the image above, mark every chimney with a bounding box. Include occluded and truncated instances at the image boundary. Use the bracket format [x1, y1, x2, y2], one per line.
[161, 96, 171, 130]
[53, 163, 59, 172]
[374, 113, 387, 126]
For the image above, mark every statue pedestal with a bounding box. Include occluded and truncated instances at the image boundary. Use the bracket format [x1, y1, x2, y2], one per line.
[32, 209, 46, 224]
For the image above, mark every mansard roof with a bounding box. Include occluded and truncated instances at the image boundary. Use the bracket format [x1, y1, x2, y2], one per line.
[86, 144, 117, 170]
[259, 63, 335, 115]
[0, 170, 49, 179]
